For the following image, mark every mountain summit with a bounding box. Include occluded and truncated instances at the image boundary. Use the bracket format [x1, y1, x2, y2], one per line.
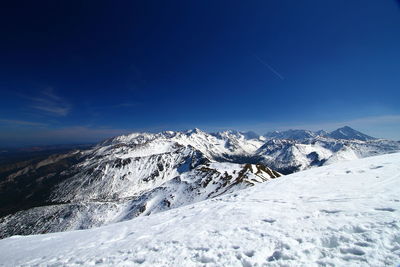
[326, 126, 376, 141]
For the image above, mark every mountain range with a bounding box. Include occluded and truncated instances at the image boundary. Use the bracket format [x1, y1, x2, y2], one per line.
[263, 125, 375, 141]
[0, 126, 399, 238]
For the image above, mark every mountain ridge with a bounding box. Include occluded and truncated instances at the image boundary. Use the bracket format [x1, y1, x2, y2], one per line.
[264, 125, 376, 141]
[326, 126, 376, 141]
[0, 126, 399, 238]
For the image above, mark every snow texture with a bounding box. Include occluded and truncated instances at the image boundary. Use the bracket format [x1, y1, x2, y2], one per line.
[1, 152, 399, 266]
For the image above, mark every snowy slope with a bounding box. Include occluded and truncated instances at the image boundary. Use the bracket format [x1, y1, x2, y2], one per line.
[1, 153, 399, 266]
[0, 159, 280, 238]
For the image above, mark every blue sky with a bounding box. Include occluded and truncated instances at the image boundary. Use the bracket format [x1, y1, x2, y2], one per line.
[1, 0, 400, 146]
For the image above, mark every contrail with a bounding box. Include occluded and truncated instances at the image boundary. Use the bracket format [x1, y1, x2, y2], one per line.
[254, 55, 285, 80]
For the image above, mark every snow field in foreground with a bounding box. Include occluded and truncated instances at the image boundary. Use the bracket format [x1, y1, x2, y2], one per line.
[1, 153, 400, 266]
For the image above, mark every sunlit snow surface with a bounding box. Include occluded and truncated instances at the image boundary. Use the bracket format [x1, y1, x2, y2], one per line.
[1, 153, 400, 266]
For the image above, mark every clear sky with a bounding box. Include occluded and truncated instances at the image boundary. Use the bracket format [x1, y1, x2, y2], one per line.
[1, 0, 400, 146]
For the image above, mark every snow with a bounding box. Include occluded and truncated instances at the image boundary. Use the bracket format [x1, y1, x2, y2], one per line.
[44, 142, 206, 203]
[264, 129, 317, 140]
[257, 137, 400, 173]
[117, 141, 177, 158]
[327, 126, 375, 141]
[1, 152, 400, 266]
[0, 158, 280, 238]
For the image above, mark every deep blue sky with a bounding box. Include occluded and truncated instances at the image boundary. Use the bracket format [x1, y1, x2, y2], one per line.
[1, 0, 400, 146]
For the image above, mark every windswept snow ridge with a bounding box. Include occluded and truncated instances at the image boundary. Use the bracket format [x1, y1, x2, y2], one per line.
[1, 153, 399, 266]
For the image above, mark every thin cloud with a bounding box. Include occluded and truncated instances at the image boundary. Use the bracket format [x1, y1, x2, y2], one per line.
[0, 119, 47, 127]
[39, 126, 132, 141]
[254, 55, 285, 80]
[86, 102, 139, 117]
[22, 88, 71, 116]
[40, 88, 63, 101]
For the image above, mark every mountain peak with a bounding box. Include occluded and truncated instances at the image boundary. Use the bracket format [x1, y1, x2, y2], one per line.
[241, 131, 260, 140]
[186, 128, 205, 135]
[327, 126, 375, 141]
[337, 126, 354, 131]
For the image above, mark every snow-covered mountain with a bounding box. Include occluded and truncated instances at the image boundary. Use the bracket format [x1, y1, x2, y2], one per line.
[1, 152, 399, 266]
[256, 136, 400, 173]
[259, 126, 398, 173]
[264, 126, 376, 142]
[264, 129, 319, 140]
[264, 126, 377, 142]
[0, 126, 399, 238]
[326, 125, 376, 141]
[0, 129, 278, 238]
